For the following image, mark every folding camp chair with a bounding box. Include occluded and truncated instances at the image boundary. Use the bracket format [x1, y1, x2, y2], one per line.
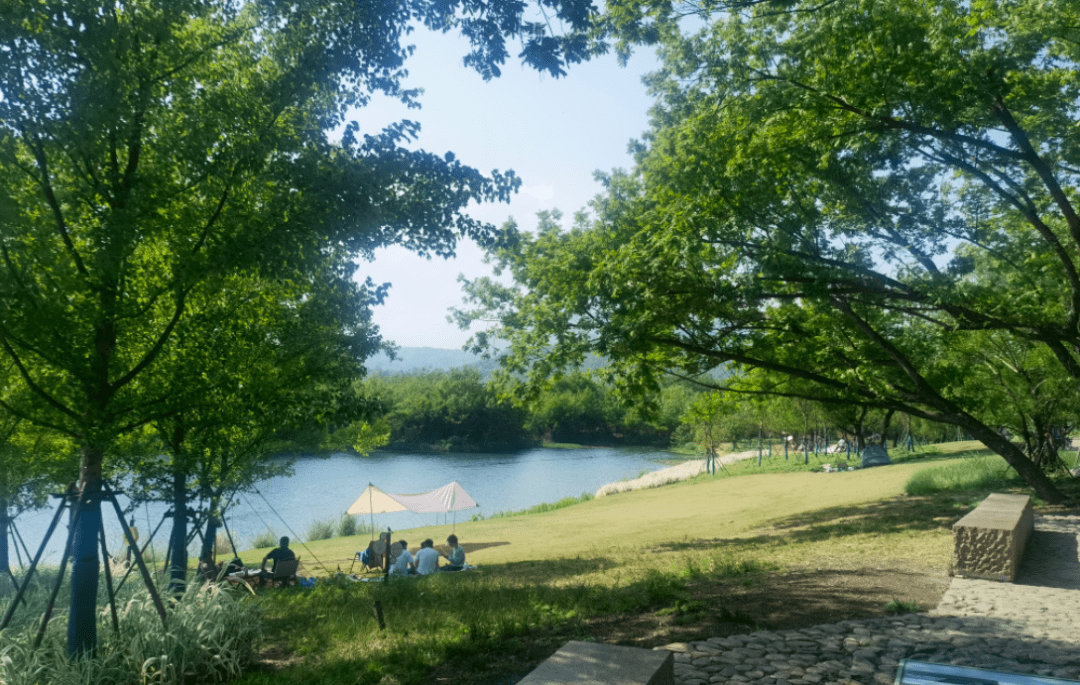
[351, 532, 392, 574]
[269, 557, 300, 588]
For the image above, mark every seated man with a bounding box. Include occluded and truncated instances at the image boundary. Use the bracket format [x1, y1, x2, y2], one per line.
[442, 534, 465, 572]
[259, 536, 296, 582]
[415, 539, 440, 575]
[389, 540, 414, 575]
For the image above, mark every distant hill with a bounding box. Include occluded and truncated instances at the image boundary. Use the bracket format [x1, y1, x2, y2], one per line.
[364, 347, 503, 375]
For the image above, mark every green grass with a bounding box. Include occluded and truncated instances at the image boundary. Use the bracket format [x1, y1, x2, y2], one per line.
[219, 447, 1002, 685]
[471, 492, 594, 521]
[904, 453, 1026, 496]
[21, 438, 1066, 685]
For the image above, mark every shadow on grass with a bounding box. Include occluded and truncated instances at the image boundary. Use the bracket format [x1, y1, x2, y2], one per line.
[645, 493, 976, 554]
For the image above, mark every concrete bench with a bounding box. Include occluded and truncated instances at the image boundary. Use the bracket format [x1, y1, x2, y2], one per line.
[517, 640, 674, 685]
[952, 493, 1033, 582]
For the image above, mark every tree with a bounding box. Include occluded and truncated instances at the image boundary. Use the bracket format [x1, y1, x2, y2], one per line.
[459, 0, 1080, 503]
[0, 0, 599, 656]
[369, 368, 531, 451]
[0, 411, 77, 577]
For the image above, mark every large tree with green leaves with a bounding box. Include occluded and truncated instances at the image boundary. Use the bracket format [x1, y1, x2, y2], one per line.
[0, 0, 599, 656]
[459, 0, 1080, 503]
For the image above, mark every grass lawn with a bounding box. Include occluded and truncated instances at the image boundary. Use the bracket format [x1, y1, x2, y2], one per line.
[226, 442, 1075, 685]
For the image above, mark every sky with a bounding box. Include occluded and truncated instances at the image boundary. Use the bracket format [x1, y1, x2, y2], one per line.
[350, 25, 661, 350]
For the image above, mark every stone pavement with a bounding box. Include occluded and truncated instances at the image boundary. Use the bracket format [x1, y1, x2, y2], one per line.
[659, 514, 1080, 685]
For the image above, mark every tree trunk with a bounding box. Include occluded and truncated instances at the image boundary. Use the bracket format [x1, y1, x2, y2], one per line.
[68, 447, 102, 658]
[199, 494, 221, 562]
[0, 495, 9, 576]
[957, 413, 1066, 504]
[169, 469, 188, 593]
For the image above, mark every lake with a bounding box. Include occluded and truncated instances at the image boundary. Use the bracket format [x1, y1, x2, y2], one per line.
[10, 447, 676, 565]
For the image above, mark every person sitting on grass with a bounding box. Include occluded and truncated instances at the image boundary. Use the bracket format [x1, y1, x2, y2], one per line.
[389, 540, 414, 575]
[259, 536, 296, 583]
[415, 539, 440, 575]
[442, 534, 465, 572]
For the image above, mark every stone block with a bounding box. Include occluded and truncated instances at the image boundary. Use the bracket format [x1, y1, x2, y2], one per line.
[518, 640, 675, 685]
[952, 493, 1033, 581]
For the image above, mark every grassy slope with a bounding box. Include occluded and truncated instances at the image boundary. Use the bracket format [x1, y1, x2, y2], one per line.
[242, 459, 945, 573]
[234, 445, 1035, 685]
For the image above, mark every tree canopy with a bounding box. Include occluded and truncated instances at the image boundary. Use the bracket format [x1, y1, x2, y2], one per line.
[0, 0, 601, 655]
[458, 0, 1080, 503]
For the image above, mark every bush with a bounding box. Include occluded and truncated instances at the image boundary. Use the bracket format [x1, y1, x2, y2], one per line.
[307, 518, 336, 541]
[338, 515, 358, 537]
[251, 530, 278, 549]
[0, 570, 262, 685]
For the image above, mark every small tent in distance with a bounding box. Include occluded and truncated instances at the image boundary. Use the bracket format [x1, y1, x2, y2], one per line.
[860, 446, 892, 468]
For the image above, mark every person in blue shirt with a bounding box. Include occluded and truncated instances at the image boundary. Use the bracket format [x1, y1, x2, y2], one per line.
[390, 540, 415, 575]
[442, 534, 465, 572]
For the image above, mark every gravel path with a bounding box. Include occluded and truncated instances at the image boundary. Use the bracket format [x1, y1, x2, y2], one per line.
[659, 514, 1080, 685]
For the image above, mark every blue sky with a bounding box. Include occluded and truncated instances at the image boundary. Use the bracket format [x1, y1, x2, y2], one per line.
[351, 26, 659, 350]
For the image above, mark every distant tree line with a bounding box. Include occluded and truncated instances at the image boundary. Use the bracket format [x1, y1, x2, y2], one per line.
[363, 363, 1078, 462]
[363, 368, 700, 451]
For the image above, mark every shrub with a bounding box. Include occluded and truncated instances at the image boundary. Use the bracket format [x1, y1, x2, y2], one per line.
[252, 530, 278, 549]
[0, 571, 261, 685]
[307, 518, 336, 541]
[338, 514, 358, 537]
[884, 598, 922, 615]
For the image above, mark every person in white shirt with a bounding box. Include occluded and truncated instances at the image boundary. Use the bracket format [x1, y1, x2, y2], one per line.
[415, 539, 440, 575]
[389, 540, 414, 575]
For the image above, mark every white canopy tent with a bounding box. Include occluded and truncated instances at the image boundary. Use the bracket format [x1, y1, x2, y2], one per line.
[347, 481, 478, 532]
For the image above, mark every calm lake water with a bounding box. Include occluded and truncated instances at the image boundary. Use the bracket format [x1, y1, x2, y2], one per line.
[12, 447, 674, 565]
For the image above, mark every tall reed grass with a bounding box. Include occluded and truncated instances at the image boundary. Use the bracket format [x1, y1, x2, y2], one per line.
[0, 566, 261, 685]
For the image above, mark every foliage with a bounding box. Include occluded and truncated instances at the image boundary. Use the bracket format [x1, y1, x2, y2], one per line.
[458, 0, 1080, 503]
[0, 572, 261, 685]
[337, 515, 359, 539]
[883, 599, 922, 615]
[365, 369, 533, 451]
[306, 518, 337, 542]
[252, 530, 279, 550]
[0, 0, 601, 654]
[904, 454, 1029, 496]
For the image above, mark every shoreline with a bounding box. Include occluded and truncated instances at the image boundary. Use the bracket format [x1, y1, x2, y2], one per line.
[594, 449, 764, 497]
